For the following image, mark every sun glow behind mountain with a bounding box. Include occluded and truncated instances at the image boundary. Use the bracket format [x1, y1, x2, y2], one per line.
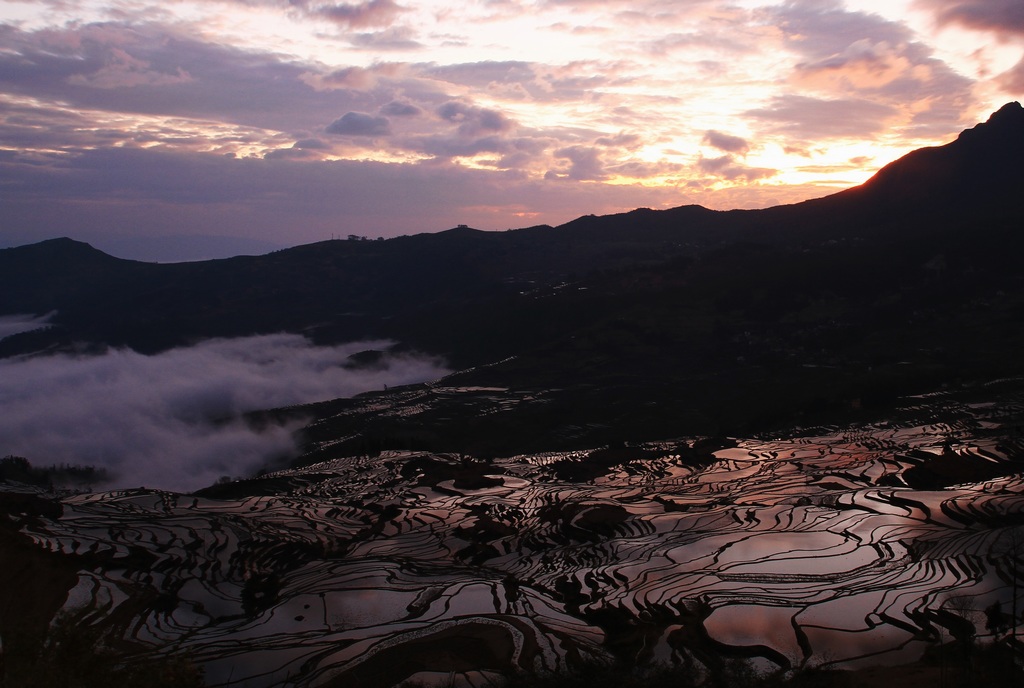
[1, 0, 1022, 258]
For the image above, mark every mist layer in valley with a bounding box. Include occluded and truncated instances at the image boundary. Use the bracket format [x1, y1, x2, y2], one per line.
[0, 313, 55, 340]
[0, 334, 449, 492]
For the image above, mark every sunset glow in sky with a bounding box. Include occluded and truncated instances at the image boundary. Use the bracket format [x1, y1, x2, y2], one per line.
[2, 0, 1022, 258]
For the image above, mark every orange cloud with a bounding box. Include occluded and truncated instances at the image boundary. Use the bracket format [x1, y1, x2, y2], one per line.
[793, 39, 914, 90]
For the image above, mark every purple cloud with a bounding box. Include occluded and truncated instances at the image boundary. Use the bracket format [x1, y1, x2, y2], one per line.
[294, 138, 330, 149]
[746, 95, 898, 139]
[703, 130, 750, 155]
[314, 0, 407, 28]
[0, 23, 373, 134]
[696, 155, 776, 182]
[405, 133, 511, 158]
[305, 66, 377, 90]
[419, 60, 619, 104]
[349, 26, 422, 50]
[595, 132, 641, 148]
[437, 101, 515, 136]
[66, 48, 194, 89]
[0, 143, 705, 252]
[326, 111, 392, 136]
[554, 145, 605, 180]
[916, 0, 1024, 34]
[381, 100, 421, 116]
[764, 0, 976, 137]
[1000, 58, 1024, 93]
[646, 31, 756, 57]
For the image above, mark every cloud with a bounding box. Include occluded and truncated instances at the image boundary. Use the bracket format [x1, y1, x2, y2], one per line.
[300, 65, 378, 91]
[595, 132, 641, 148]
[349, 26, 422, 50]
[263, 147, 320, 161]
[696, 155, 776, 182]
[418, 60, 623, 104]
[793, 39, 916, 90]
[171, 0, 408, 28]
[405, 133, 512, 159]
[907, 1, 1024, 96]
[422, 61, 535, 90]
[999, 56, 1024, 92]
[65, 48, 193, 90]
[392, 100, 522, 161]
[746, 95, 898, 139]
[437, 101, 515, 136]
[763, 0, 976, 138]
[553, 145, 606, 180]
[607, 159, 686, 179]
[0, 22, 368, 134]
[326, 111, 392, 136]
[0, 141, 713, 251]
[381, 100, 421, 116]
[915, 0, 1024, 35]
[294, 138, 329, 149]
[703, 130, 749, 155]
[0, 335, 449, 492]
[646, 31, 756, 57]
[767, 0, 912, 59]
[314, 0, 407, 28]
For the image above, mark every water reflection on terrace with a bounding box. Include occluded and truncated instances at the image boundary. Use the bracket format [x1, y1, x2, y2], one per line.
[6, 384, 1024, 687]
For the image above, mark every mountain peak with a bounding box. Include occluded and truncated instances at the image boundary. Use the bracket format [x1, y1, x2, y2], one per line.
[4, 237, 105, 258]
[987, 100, 1022, 122]
[843, 101, 1023, 213]
[957, 101, 1023, 141]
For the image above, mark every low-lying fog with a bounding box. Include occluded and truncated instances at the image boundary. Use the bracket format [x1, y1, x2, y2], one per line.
[0, 312, 55, 339]
[0, 333, 450, 492]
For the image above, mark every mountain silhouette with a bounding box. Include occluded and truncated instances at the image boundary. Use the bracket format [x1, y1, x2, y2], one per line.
[2, 103, 1023, 448]
[816, 100, 1024, 218]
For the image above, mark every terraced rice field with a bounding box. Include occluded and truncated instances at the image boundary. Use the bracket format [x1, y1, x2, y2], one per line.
[4, 387, 1024, 687]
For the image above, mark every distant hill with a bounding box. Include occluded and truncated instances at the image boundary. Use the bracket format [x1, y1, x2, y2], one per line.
[93, 234, 289, 263]
[2, 103, 1023, 447]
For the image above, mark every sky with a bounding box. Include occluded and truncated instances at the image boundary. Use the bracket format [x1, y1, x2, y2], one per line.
[1, 0, 1023, 260]
[0, 331, 450, 491]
